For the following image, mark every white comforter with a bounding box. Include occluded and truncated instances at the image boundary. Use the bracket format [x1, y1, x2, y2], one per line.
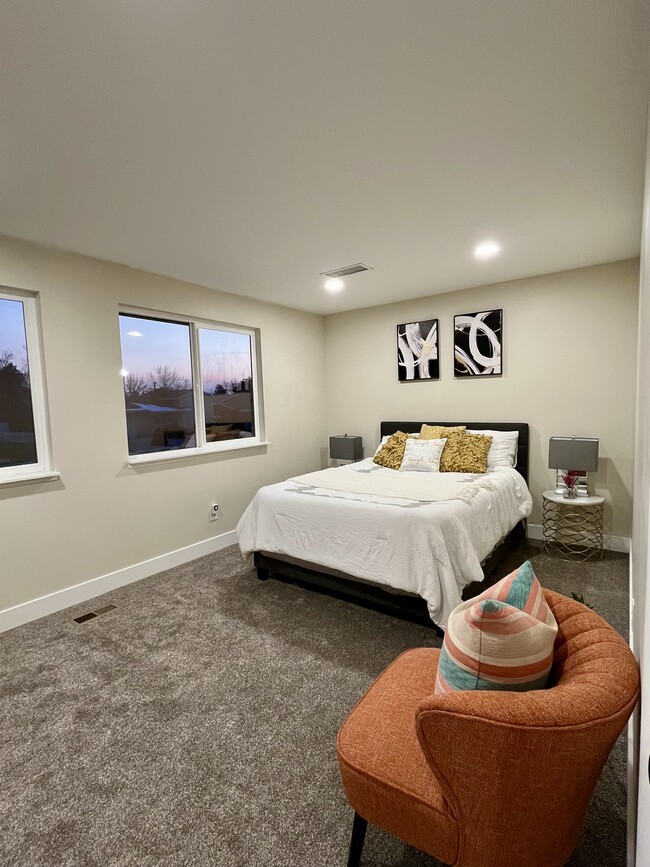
[236, 459, 532, 628]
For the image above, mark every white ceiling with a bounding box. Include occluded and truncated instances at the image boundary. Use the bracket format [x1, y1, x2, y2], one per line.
[1, 1, 648, 315]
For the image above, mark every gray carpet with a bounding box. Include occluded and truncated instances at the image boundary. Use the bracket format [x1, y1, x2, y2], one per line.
[0, 542, 629, 866]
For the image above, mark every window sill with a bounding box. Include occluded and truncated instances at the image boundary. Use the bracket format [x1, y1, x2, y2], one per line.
[0, 470, 61, 488]
[127, 439, 270, 467]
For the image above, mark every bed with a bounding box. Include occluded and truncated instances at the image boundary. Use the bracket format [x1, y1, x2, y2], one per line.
[237, 421, 532, 630]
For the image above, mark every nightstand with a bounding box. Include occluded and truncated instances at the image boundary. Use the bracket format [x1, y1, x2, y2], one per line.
[542, 491, 604, 561]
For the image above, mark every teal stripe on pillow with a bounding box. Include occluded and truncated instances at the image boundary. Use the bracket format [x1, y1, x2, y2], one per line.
[504, 559, 535, 609]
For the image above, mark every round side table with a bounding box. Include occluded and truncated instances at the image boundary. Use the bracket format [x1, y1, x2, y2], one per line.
[542, 491, 604, 561]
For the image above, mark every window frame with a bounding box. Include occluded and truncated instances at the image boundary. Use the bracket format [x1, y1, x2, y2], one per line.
[0, 286, 55, 485]
[119, 307, 266, 465]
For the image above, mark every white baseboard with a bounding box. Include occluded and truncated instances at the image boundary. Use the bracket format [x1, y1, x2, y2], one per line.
[526, 523, 630, 553]
[0, 530, 238, 635]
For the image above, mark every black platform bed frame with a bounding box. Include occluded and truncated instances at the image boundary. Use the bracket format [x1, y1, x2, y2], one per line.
[254, 421, 529, 633]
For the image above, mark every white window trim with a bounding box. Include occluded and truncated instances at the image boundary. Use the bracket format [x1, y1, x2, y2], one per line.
[0, 287, 55, 486]
[127, 438, 271, 466]
[0, 470, 60, 487]
[119, 307, 266, 463]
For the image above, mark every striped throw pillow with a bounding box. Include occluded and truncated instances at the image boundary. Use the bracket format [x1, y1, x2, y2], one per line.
[435, 561, 558, 694]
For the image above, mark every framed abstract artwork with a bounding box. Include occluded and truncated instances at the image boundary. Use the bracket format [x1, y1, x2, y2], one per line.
[397, 319, 439, 382]
[454, 309, 502, 377]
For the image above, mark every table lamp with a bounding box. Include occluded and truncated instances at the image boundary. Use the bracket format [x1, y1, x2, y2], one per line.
[329, 434, 363, 463]
[548, 436, 599, 498]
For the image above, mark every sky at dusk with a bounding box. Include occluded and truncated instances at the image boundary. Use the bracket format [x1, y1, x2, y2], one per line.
[0, 298, 29, 369]
[119, 315, 252, 389]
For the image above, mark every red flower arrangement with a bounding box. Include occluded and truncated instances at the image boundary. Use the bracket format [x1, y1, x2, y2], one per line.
[562, 470, 581, 489]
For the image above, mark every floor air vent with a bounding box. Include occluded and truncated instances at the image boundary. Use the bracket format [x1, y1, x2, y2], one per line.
[74, 603, 117, 624]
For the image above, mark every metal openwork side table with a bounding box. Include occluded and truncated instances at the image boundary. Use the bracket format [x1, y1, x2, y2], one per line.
[542, 491, 604, 561]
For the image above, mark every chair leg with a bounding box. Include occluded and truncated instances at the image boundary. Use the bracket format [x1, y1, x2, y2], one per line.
[346, 812, 368, 867]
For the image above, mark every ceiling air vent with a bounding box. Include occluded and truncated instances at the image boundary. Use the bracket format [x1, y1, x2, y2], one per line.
[321, 263, 373, 279]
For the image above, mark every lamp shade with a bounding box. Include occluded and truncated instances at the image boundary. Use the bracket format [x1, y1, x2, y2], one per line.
[330, 435, 363, 461]
[548, 437, 599, 472]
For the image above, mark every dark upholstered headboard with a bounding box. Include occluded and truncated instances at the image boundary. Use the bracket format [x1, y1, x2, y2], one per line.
[379, 421, 529, 482]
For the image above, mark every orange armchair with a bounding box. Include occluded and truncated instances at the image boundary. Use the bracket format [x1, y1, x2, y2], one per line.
[337, 590, 639, 867]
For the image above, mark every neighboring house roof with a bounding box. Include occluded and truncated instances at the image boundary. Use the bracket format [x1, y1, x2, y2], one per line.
[130, 403, 185, 413]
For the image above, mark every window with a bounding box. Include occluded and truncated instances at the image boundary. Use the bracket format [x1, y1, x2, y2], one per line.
[0, 288, 53, 483]
[119, 311, 262, 461]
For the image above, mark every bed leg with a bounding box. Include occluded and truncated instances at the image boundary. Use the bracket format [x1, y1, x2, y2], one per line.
[256, 567, 270, 581]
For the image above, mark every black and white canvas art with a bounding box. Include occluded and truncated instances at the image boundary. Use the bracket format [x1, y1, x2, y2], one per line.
[454, 309, 502, 377]
[397, 319, 439, 382]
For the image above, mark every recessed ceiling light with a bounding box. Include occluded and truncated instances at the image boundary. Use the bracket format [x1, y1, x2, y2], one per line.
[127, 330, 143, 337]
[324, 277, 345, 292]
[474, 240, 501, 259]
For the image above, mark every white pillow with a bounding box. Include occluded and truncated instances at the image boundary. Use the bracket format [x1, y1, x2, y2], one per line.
[373, 435, 391, 456]
[399, 438, 446, 472]
[467, 429, 519, 469]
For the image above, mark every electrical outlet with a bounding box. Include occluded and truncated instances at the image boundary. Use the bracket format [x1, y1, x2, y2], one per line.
[209, 502, 219, 522]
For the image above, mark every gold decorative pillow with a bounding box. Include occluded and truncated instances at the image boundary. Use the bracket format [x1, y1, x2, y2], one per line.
[420, 424, 466, 440]
[440, 431, 492, 473]
[373, 431, 413, 470]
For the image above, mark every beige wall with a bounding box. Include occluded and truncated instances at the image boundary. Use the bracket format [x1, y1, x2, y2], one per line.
[325, 259, 639, 538]
[0, 237, 326, 611]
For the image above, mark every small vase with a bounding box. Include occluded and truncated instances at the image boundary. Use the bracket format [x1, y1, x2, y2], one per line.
[563, 485, 578, 499]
